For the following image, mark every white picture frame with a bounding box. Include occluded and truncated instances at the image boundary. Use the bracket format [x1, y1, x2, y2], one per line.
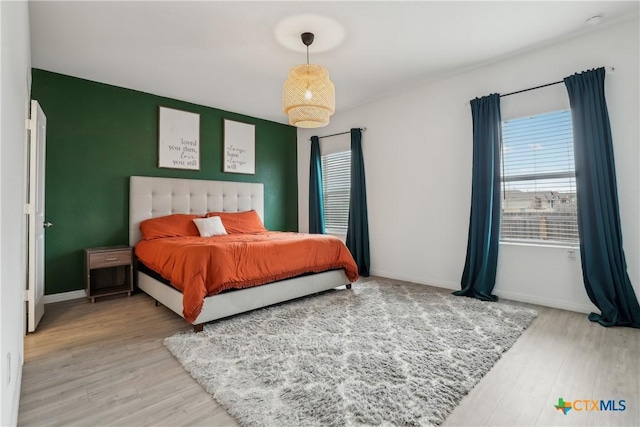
[158, 106, 200, 170]
[223, 119, 255, 174]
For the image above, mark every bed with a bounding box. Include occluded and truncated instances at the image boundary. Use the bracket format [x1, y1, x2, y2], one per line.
[129, 176, 356, 331]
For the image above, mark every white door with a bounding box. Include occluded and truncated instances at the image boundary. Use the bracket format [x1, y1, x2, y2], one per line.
[27, 100, 47, 333]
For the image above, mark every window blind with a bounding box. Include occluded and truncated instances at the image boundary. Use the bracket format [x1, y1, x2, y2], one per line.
[321, 150, 351, 234]
[500, 109, 579, 245]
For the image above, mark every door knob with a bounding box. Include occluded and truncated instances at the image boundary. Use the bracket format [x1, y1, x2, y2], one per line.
[43, 222, 53, 228]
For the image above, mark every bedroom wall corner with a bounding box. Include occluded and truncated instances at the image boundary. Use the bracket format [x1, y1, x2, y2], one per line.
[0, 1, 31, 425]
[29, 71, 298, 296]
[296, 128, 311, 233]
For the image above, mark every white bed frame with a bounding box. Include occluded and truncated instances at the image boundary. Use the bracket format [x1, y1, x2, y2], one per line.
[129, 176, 351, 331]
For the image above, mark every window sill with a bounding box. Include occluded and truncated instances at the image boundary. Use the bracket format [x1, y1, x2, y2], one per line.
[325, 231, 347, 242]
[499, 241, 579, 250]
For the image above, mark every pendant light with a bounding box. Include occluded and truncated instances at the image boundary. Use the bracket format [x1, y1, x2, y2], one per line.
[282, 32, 335, 128]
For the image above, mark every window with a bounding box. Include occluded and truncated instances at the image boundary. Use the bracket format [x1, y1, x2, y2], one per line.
[321, 150, 351, 234]
[500, 110, 578, 246]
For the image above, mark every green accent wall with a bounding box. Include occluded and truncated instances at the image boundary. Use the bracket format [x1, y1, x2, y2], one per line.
[31, 69, 298, 295]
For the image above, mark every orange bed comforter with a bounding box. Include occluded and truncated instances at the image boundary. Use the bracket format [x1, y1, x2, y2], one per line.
[135, 232, 359, 322]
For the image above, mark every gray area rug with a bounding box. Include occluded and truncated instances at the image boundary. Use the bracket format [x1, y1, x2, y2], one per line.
[164, 279, 538, 426]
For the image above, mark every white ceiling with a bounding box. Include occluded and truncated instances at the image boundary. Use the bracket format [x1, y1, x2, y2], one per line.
[29, 1, 639, 125]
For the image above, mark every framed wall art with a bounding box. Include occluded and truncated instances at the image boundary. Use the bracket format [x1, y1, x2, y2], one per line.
[223, 119, 255, 174]
[158, 106, 200, 170]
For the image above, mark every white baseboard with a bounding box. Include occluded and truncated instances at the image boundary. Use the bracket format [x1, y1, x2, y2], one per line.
[369, 269, 459, 290]
[493, 289, 595, 314]
[369, 269, 595, 314]
[44, 289, 86, 304]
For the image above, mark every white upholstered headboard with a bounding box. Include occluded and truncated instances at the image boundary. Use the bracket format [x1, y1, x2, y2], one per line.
[129, 176, 264, 246]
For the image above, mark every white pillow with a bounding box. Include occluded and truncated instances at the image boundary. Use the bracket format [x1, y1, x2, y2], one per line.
[193, 216, 228, 237]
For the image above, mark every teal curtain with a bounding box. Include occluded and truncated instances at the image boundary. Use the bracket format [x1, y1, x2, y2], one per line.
[309, 136, 325, 234]
[454, 94, 501, 301]
[346, 128, 370, 276]
[564, 68, 640, 328]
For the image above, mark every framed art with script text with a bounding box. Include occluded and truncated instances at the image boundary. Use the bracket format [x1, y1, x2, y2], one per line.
[223, 119, 255, 174]
[158, 106, 200, 170]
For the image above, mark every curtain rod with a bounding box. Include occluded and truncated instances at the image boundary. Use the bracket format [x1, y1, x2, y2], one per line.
[500, 66, 615, 98]
[500, 81, 563, 98]
[312, 127, 367, 141]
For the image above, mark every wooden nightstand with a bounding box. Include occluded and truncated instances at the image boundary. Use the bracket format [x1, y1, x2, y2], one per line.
[84, 246, 133, 302]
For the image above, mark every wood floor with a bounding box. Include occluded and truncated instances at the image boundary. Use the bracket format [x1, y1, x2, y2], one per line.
[19, 278, 640, 426]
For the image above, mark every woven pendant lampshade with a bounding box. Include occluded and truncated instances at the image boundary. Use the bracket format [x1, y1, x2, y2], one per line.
[282, 33, 335, 128]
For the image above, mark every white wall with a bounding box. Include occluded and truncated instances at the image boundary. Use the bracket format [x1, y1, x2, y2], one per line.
[298, 19, 639, 314]
[0, 1, 31, 425]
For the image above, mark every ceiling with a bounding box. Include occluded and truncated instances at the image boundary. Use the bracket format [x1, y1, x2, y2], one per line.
[29, 1, 639, 125]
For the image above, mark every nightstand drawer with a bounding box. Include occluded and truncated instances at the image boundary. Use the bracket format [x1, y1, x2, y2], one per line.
[89, 250, 131, 269]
